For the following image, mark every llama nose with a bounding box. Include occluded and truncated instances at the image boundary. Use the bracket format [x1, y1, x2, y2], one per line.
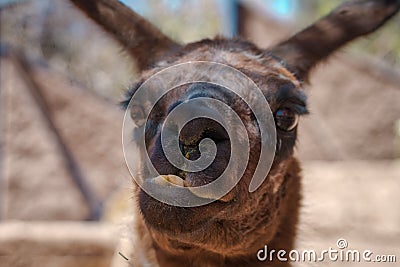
[178, 118, 211, 161]
[165, 83, 230, 160]
[179, 117, 227, 145]
[175, 113, 228, 161]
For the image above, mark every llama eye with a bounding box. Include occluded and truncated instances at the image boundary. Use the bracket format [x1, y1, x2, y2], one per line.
[130, 105, 146, 126]
[275, 108, 299, 131]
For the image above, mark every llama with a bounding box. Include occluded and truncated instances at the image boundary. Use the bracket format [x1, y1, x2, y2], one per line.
[70, 0, 400, 266]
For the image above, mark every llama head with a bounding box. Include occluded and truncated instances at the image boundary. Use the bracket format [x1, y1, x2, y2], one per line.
[122, 40, 305, 255]
[71, 0, 399, 258]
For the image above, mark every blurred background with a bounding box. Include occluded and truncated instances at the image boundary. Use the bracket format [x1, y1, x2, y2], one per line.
[0, 0, 399, 266]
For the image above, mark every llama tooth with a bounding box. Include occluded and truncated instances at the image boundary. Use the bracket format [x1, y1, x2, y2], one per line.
[151, 175, 222, 201]
[151, 175, 185, 187]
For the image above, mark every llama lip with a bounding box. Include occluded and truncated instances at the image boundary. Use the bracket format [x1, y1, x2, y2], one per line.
[147, 175, 233, 202]
[150, 175, 187, 187]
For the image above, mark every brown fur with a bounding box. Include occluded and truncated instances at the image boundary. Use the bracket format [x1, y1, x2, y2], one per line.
[128, 44, 304, 266]
[70, 1, 400, 266]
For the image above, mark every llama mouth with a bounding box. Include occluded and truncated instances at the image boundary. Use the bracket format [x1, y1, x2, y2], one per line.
[147, 175, 233, 202]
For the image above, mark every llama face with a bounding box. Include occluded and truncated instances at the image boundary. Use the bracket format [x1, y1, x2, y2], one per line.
[122, 39, 307, 254]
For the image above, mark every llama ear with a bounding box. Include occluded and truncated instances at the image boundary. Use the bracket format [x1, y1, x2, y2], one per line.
[69, 0, 180, 71]
[269, 0, 400, 81]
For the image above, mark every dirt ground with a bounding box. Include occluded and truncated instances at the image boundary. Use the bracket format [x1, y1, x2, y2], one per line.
[296, 160, 400, 266]
[0, 161, 398, 267]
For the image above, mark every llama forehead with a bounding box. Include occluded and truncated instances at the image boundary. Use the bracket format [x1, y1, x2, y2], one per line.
[127, 46, 305, 178]
[141, 41, 302, 96]
[125, 39, 307, 129]
[127, 46, 306, 118]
